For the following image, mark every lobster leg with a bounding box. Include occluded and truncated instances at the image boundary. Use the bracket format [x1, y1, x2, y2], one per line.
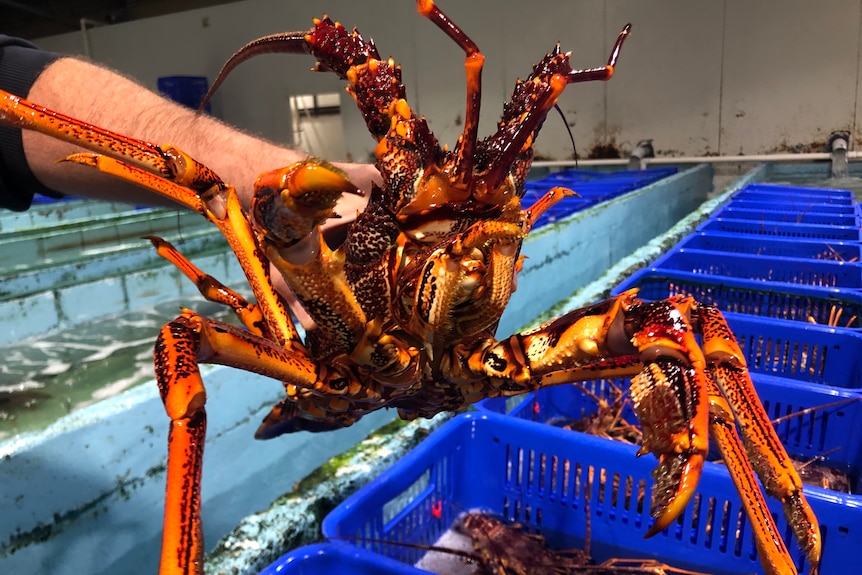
[617, 297, 711, 537]
[266, 230, 368, 358]
[252, 159, 362, 247]
[0, 89, 224, 196]
[1, 90, 356, 344]
[697, 304, 821, 574]
[63, 152, 301, 345]
[154, 310, 354, 575]
[706, 376, 796, 575]
[0, 89, 303, 345]
[144, 236, 267, 336]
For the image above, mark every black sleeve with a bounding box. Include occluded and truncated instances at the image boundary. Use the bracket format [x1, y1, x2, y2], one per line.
[0, 35, 63, 211]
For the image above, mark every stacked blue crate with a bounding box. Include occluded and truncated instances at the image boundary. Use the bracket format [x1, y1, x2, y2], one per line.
[522, 166, 677, 228]
[611, 183, 862, 572]
[616, 183, 862, 327]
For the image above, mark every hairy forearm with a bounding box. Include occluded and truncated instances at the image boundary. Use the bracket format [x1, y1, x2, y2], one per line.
[22, 57, 374, 218]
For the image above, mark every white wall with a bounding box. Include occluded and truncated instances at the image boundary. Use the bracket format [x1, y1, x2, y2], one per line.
[33, 0, 862, 162]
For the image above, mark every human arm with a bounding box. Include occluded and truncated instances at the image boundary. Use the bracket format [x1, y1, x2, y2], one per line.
[31, 57, 380, 326]
[21, 57, 375, 218]
[1, 46, 378, 327]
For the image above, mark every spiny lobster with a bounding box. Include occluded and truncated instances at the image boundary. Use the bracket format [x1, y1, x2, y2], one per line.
[0, 2, 820, 574]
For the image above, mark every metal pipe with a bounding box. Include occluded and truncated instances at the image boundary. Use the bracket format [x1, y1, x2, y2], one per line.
[79, 18, 105, 59]
[534, 150, 862, 169]
[627, 139, 654, 170]
[80, 19, 92, 59]
[829, 131, 850, 179]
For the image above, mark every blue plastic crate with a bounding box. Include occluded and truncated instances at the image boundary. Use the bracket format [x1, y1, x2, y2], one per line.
[545, 168, 606, 181]
[713, 207, 858, 227]
[651, 248, 862, 289]
[725, 199, 857, 216]
[544, 167, 677, 183]
[478, 375, 862, 494]
[614, 268, 862, 328]
[30, 194, 78, 205]
[698, 218, 862, 241]
[732, 190, 854, 206]
[676, 233, 862, 262]
[157, 75, 211, 112]
[726, 312, 862, 388]
[601, 166, 679, 182]
[737, 184, 854, 203]
[520, 166, 677, 228]
[323, 412, 859, 575]
[259, 542, 418, 574]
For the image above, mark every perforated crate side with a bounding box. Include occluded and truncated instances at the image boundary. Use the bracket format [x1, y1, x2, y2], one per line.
[725, 199, 858, 216]
[713, 207, 858, 227]
[699, 218, 862, 241]
[504, 375, 862, 491]
[615, 269, 862, 331]
[323, 413, 860, 575]
[677, 233, 862, 262]
[733, 190, 854, 205]
[737, 184, 854, 203]
[725, 313, 862, 388]
[651, 249, 862, 289]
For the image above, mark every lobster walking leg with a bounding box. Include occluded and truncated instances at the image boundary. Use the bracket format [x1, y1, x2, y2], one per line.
[154, 312, 325, 575]
[155, 314, 211, 575]
[697, 305, 821, 574]
[145, 236, 267, 336]
[706, 377, 795, 575]
[0, 90, 224, 195]
[64, 152, 302, 344]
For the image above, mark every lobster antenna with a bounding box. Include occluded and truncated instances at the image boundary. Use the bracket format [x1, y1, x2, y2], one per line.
[771, 396, 861, 425]
[553, 103, 578, 168]
[794, 446, 842, 471]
